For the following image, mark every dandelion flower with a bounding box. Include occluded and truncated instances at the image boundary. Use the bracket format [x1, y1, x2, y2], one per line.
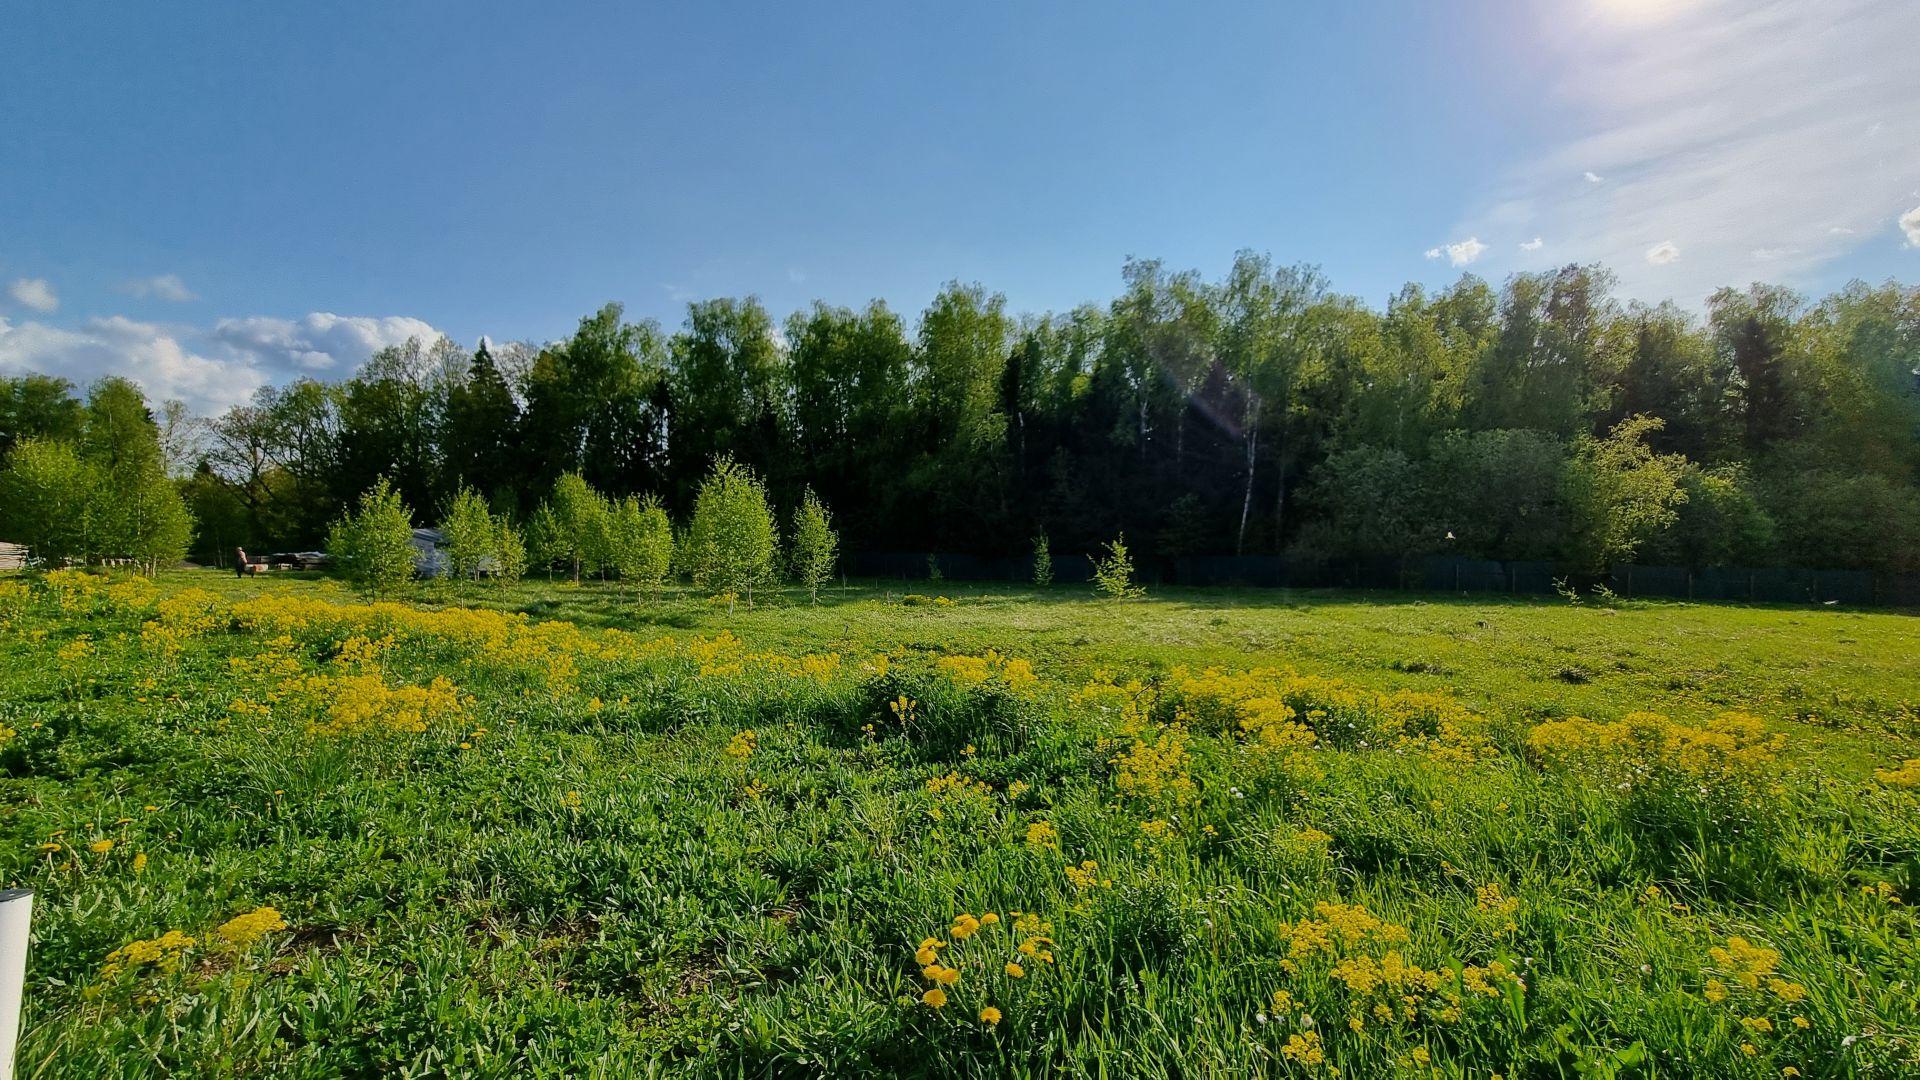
[921, 988, 947, 1008]
[979, 1006, 1001, 1025]
[89, 839, 113, 854]
[1005, 962, 1025, 978]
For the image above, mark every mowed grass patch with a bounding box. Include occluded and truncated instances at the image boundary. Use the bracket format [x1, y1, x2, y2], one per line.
[1, 569, 1916, 1077]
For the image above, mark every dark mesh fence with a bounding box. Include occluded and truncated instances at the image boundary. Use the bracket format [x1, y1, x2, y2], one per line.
[842, 551, 1919, 609]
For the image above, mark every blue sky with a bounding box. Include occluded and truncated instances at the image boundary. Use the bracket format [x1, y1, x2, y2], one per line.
[2, 0, 1916, 412]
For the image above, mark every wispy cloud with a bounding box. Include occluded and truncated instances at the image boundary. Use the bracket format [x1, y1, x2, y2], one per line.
[123, 273, 198, 302]
[1645, 240, 1681, 265]
[1453, 0, 1920, 301]
[1520, 237, 1545, 251]
[8, 278, 58, 312]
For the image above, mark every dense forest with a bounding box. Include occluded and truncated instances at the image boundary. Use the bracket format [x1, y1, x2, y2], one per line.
[4, 254, 1919, 575]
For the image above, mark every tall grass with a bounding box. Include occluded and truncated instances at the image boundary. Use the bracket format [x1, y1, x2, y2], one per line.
[0, 570, 1914, 1078]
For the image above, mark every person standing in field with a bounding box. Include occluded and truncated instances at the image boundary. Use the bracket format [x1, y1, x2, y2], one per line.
[235, 547, 248, 578]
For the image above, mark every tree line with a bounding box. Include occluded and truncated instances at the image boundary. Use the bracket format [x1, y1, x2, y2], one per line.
[3, 254, 1918, 577]
[327, 458, 837, 610]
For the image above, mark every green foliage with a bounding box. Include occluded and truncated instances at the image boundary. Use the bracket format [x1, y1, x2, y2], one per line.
[0, 379, 195, 573]
[99, 463, 193, 575]
[1429, 429, 1569, 560]
[1303, 446, 1429, 557]
[789, 487, 838, 603]
[1561, 416, 1691, 573]
[685, 455, 779, 608]
[1090, 533, 1145, 598]
[524, 504, 562, 580]
[439, 485, 496, 583]
[1764, 464, 1920, 575]
[327, 477, 416, 595]
[542, 472, 608, 582]
[8, 265, 1920, 581]
[606, 494, 675, 599]
[1031, 533, 1053, 587]
[490, 515, 527, 587]
[1645, 464, 1775, 569]
[0, 437, 97, 563]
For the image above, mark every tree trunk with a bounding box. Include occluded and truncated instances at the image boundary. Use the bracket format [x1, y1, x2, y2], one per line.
[1273, 426, 1289, 549]
[1236, 394, 1259, 556]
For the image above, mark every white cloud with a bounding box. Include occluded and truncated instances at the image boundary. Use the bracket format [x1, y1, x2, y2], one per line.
[1448, 0, 1920, 301]
[1520, 237, 1545, 251]
[208, 313, 440, 373]
[1584, 171, 1605, 184]
[1426, 238, 1488, 266]
[1900, 205, 1920, 247]
[123, 274, 198, 302]
[1646, 240, 1682, 265]
[8, 278, 58, 312]
[0, 311, 443, 415]
[1751, 246, 1795, 260]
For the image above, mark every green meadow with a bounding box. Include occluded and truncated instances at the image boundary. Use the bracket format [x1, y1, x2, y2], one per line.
[2, 569, 1916, 1078]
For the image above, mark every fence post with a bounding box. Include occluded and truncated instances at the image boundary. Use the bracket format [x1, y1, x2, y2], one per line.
[0, 888, 31, 1080]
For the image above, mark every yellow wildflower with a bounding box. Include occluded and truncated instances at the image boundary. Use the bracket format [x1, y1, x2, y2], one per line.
[979, 1006, 1001, 1025]
[213, 906, 287, 950]
[1281, 1030, 1324, 1066]
[920, 988, 947, 1008]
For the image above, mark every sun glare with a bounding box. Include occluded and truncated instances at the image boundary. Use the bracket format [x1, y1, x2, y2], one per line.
[1590, 0, 1691, 25]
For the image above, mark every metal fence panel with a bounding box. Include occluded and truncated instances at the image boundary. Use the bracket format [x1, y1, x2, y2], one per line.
[842, 551, 1920, 608]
